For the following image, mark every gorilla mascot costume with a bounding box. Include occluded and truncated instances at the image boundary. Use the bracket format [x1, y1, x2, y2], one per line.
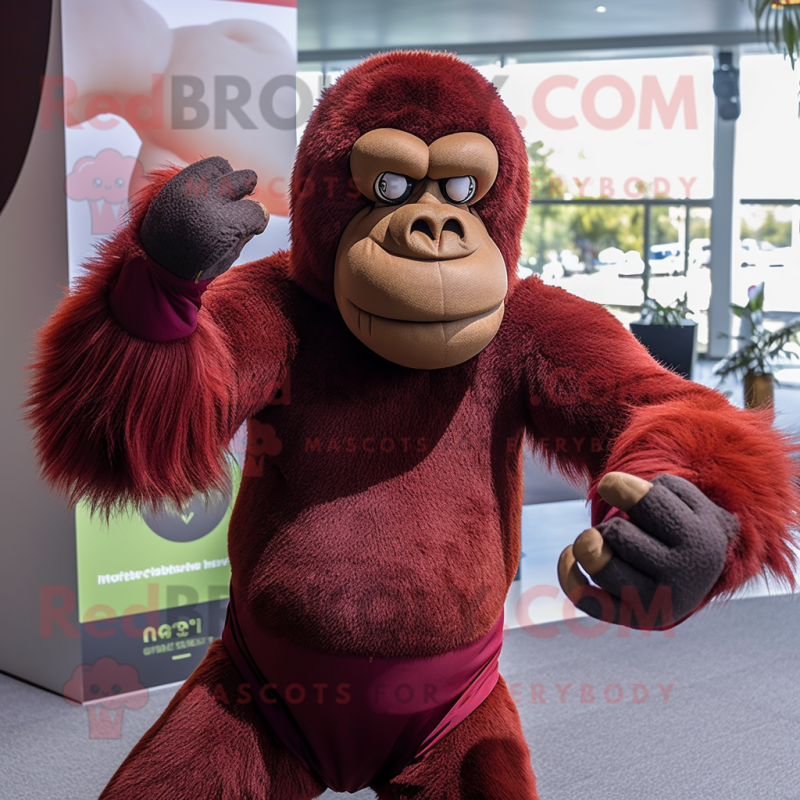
[28, 52, 798, 799]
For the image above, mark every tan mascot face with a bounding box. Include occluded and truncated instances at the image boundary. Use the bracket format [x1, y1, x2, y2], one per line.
[334, 129, 507, 370]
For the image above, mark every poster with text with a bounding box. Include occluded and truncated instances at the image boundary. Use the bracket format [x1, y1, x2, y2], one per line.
[60, 0, 297, 688]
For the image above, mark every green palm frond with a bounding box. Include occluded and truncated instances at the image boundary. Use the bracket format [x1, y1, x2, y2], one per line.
[641, 294, 693, 326]
[715, 319, 800, 380]
[714, 283, 800, 380]
[748, 0, 800, 67]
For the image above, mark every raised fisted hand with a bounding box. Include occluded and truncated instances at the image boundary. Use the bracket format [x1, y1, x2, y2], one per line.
[558, 472, 739, 629]
[139, 156, 269, 281]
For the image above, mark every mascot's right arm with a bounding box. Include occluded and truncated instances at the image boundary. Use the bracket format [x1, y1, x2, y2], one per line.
[28, 157, 292, 513]
[26, 51, 798, 800]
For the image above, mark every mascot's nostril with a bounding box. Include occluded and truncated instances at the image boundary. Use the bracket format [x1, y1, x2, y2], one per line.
[410, 219, 435, 240]
[443, 219, 465, 238]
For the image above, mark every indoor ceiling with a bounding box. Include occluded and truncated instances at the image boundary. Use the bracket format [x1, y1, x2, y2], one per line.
[298, 0, 761, 61]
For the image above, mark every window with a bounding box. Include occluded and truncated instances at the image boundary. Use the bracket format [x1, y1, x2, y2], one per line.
[481, 56, 717, 349]
[736, 54, 800, 321]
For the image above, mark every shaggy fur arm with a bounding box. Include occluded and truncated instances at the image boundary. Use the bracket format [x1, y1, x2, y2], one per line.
[589, 392, 798, 603]
[510, 278, 799, 602]
[26, 168, 295, 514]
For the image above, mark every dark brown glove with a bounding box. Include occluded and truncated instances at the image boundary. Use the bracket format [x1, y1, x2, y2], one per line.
[139, 156, 269, 281]
[558, 473, 739, 629]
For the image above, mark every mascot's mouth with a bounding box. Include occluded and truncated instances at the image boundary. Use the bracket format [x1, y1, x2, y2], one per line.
[343, 297, 503, 337]
[339, 243, 505, 326]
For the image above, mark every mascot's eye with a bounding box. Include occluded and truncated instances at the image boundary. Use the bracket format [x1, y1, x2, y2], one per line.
[90, 684, 100, 694]
[111, 684, 122, 694]
[440, 176, 477, 204]
[114, 178, 125, 188]
[92, 177, 102, 188]
[374, 172, 414, 204]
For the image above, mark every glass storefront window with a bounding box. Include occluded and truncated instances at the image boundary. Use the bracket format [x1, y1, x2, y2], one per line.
[735, 55, 800, 334]
[521, 201, 645, 310]
[737, 203, 800, 316]
[482, 56, 716, 350]
[736, 54, 800, 202]
[483, 56, 716, 200]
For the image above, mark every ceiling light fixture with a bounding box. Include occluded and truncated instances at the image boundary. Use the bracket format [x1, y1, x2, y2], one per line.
[596, 5, 607, 11]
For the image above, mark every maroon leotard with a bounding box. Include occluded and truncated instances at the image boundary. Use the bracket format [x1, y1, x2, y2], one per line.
[222, 590, 503, 793]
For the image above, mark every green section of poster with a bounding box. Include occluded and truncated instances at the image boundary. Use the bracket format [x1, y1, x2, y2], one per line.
[76, 465, 240, 621]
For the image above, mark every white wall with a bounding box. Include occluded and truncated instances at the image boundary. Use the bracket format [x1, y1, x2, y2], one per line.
[0, 0, 83, 694]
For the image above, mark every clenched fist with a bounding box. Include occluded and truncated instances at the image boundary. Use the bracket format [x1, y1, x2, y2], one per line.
[558, 472, 739, 629]
[139, 156, 269, 281]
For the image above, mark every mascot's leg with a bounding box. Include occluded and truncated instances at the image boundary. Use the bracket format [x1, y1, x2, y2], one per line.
[98, 640, 325, 800]
[372, 676, 539, 800]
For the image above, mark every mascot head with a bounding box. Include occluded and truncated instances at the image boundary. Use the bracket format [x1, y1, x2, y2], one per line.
[290, 51, 529, 369]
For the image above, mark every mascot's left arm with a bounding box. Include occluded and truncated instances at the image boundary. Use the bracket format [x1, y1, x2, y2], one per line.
[506, 276, 798, 629]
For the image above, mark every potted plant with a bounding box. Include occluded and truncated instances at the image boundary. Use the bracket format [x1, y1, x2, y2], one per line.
[630, 294, 697, 379]
[748, 0, 800, 67]
[714, 282, 800, 412]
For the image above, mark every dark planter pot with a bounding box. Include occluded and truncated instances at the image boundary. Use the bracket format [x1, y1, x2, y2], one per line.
[630, 320, 697, 379]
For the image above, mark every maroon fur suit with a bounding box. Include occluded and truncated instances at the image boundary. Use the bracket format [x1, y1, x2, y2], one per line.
[28, 52, 798, 799]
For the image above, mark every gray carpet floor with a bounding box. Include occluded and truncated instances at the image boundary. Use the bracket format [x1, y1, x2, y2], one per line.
[1, 594, 798, 800]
